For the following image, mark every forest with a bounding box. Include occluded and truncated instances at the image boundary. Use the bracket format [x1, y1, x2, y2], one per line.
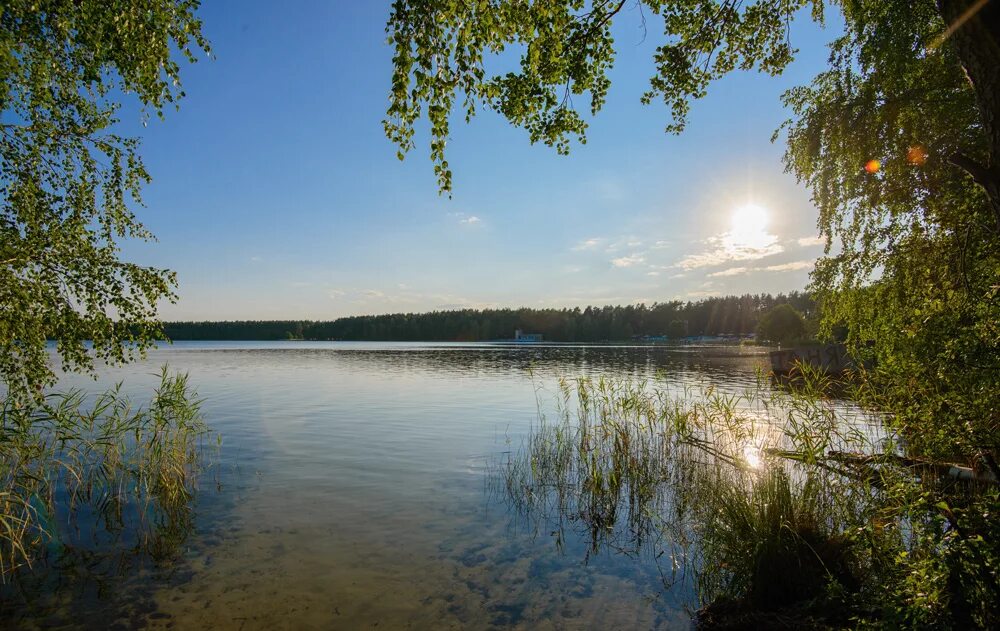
[161, 292, 815, 342]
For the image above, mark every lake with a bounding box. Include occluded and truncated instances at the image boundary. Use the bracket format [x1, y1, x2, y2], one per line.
[5, 341, 778, 629]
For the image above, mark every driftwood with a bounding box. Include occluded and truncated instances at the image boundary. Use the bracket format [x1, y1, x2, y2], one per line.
[763, 448, 998, 486]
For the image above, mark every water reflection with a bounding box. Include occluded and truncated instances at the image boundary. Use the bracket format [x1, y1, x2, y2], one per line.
[6, 342, 814, 628]
[491, 366, 878, 626]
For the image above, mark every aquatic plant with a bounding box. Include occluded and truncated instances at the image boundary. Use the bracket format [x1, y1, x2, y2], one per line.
[496, 368, 1000, 627]
[0, 367, 213, 581]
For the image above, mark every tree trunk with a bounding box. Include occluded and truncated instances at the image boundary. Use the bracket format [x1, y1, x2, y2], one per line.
[938, 0, 1000, 230]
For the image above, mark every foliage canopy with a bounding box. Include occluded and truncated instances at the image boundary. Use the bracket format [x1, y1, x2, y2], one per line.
[0, 0, 209, 403]
[386, 3, 1000, 622]
[384, 0, 1000, 467]
[386, 0, 827, 193]
[755, 303, 807, 344]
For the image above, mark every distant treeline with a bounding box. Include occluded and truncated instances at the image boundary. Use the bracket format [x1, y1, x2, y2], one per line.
[161, 292, 815, 342]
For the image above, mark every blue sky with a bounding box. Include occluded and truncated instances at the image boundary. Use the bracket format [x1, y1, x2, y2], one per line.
[123, 1, 842, 320]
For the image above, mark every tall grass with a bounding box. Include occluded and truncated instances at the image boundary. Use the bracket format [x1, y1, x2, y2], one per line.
[0, 366, 213, 581]
[494, 368, 999, 626]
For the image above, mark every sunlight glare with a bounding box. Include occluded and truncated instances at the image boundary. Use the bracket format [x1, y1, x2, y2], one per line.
[742, 444, 763, 470]
[729, 204, 772, 250]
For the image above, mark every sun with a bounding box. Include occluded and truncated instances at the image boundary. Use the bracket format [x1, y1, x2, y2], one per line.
[731, 203, 769, 236]
[729, 204, 772, 249]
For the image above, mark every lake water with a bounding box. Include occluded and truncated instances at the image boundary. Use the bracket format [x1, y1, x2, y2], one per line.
[5, 341, 776, 629]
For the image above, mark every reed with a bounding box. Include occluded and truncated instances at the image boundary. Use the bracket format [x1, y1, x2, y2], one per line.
[0, 366, 213, 581]
[494, 368, 998, 626]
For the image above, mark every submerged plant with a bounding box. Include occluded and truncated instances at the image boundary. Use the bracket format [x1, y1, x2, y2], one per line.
[0, 367, 213, 582]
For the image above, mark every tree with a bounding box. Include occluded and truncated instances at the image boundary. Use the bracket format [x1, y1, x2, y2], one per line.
[667, 319, 687, 339]
[781, 2, 1000, 474]
[385, 1, 999, 200]
[384, 5, 1000, 621]
[383, 0, 999, 463]
[1, 1, 210, 403]
[755, 303, 807, 344]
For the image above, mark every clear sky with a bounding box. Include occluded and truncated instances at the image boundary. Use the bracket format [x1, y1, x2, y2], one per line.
[122, 1, 843, 321]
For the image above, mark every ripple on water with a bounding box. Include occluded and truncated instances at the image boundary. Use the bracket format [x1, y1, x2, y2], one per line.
[9, 342, 791, 629]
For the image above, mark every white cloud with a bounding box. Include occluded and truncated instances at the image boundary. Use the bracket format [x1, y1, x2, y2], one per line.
[708, 266, 749, 277]
[250, 256, 262, 262]
[572, 238, 602, 251]
[675, 231, 783, 270]
[763, 260, 814, 272]
[363, 289, 385, 298]
[705, 259, 815, 278]
[449, 211, 482, 225]
[611, 254, 646, 268]
[797, 235, 825, 247]
[646, 271, 660, 277]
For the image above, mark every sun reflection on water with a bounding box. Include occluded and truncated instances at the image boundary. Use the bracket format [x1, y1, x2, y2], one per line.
[742, 444, 764, 470]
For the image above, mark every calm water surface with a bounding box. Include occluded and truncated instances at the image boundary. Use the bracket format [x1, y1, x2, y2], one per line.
[10, 342, 777, 629]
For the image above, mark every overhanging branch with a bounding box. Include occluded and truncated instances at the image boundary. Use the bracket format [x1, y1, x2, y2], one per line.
[949, 151, 1000, 230]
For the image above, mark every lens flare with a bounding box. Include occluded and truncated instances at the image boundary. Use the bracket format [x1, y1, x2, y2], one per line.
[864, 159, 881, 174]
[907, 145, 928, 166]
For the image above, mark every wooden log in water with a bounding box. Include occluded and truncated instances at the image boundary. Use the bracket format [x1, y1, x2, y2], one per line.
[764, 448, 998, 485]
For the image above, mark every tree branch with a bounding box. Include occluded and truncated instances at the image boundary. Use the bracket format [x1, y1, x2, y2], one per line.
[949, 151, 1000, 231]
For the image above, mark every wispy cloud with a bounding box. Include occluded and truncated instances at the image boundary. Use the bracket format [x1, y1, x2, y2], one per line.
[763, 260, 814, 272]
[797, 235, 825, 247]
[708, 266, 749, 277]
[572, 238, 603, 251]
[675, 231, 783, 270]
[611, 254, 646, 268]
[706, 259, 815, 277]
[449, 211, 482, 225]
[604, 238, 643, 253]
